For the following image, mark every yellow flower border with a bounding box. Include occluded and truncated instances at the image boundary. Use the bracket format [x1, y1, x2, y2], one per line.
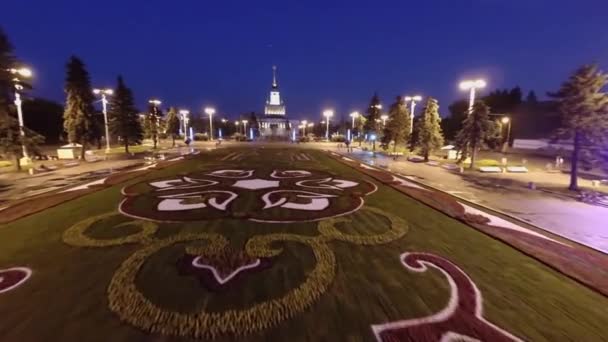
[62, 207, 408, 339]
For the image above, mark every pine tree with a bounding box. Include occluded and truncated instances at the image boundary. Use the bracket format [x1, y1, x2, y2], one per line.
[381, 96, 411, 152]
[548, 64, 608, 191]
[109, 76, 142, 153]
[143, 103, 162, 149]
[63, 56, 96, 159]
[0, 27, 44, 170]
[416, 97, 444, 161]
[526, 90, 538, 103]
[364, 93, 382, 137]
[455, 100, 498, 169]
[165, 107, 180, 147]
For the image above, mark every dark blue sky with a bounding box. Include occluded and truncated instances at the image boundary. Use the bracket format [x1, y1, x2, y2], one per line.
[3, 0, 608, 120]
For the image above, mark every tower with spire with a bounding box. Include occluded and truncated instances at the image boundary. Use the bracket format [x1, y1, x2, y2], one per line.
[259, 65, 295, 139]
[265, 65, 286, 116]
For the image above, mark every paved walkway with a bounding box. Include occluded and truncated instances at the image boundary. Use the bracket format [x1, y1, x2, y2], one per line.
[330, 147, 608, 254]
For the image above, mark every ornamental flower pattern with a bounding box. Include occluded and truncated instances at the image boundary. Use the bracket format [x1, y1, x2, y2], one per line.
[119, 169, 377, 223]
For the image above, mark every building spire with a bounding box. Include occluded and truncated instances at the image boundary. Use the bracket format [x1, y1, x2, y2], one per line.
[272, 65, 278, 89]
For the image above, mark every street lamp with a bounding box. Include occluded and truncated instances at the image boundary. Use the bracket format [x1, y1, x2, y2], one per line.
[204, 107, 216, 140]
[323, 110, 333, 139]
[241, 119, 248, 136]
[459, 79, 486, 114]
[179, 109, 190, 139]
[404, 95, 422, 134]
[302, 120, 308, 135]
[148, 99, 162, 147]
[380, 114, 388, 126]
[9, 67, 33, 164]
[94, 88, 114, 152]
[350, 111, 359, 129]
[501, 116, 512, 153]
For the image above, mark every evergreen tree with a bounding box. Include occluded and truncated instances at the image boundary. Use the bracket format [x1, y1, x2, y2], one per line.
[442, 99, 469, 141]
[63, 56, 96, 159]
[355, 115, 366, 146]
[108, 76, 142, 153]
[455, 100, 498, 169]
[165, 107, 180, 147]
[526, 90, 538, 103]
[416, 97, 444, 161]
[548, 64, 608, 190]
[143, 103, 162, 149]
[0, 27, 44, 170]
[381, 96, 410, 152]
[364, 93, 382, 137]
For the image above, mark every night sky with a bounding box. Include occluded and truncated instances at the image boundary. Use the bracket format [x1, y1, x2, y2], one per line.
[2, 0, 608, 120]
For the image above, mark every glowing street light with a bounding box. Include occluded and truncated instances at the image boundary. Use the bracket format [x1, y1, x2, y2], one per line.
[9, 67, 33, 164]
[93, 88, 114, 152]
[323, 110, 333, 139]
[241, 119, 248, 136]
[205, 107, 216, 140]
[404, 95, 422, 134]
[501, 116, 512, 153]
[301, 120, 308, 135]
[179, 109, 190, 138]
[459, 79, 486, 114]
[350, 111, 359, 129]
[380, 114, 389, 126]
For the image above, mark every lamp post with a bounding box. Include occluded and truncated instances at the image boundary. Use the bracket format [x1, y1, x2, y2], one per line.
[501, 116, 512, 153]
[242, 120, 248, 137]
[459, 79, 486, 114]
[350, 111, 359, 129]
[380, 114, 388, 126]
[404, 95, 422, 134]
[301, 120, 308, 136]
[148, 99, 162, 147]
[9, 67, 33, 164]
[204, 107, 215, 140]
[179, 109, 190, 139]
[94, 88, 114, 152]
[323, 110, 333, 140]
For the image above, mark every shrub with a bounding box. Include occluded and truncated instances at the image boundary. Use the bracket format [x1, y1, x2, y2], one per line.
[194, 133, 209, 141]
[331, 135, 346, 142]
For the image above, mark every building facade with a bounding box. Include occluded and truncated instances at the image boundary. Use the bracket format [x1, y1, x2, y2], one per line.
[258, 66, 297, 139]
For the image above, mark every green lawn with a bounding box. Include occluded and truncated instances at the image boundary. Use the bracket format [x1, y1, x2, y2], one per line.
[0, 147, 607, 341]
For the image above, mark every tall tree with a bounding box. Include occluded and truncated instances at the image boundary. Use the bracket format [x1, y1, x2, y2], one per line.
[442, 99, 468, 141]
[22, 98, 64, 143]
[416, 97, 444, 161]
[548, 64, 608, 191]
[165, 107, 180, 147]
[526, 90, 538, 103]
[63, 56, 96, 159]
[364, 92, 382, 137]
[455, 100, 498, 169]
[381, 96, 410, 152]
[0, 27, 44, 170]
[143, 103, 162, 149]
[108, 76, 142, 153]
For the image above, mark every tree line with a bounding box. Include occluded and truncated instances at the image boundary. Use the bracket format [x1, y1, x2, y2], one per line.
[355, 64, 608, 190]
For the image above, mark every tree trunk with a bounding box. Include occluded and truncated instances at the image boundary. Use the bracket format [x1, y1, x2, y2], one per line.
[469, 142, 477, 169]
[424, 150, 429, 162]
[14, 155, 21, 171]
[569, 131, 581, 191]
[153, 135, 157, 149]
[124, 138, 129, 154]
[80, 139, 87, 160]
[171, 135, 175, 147]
